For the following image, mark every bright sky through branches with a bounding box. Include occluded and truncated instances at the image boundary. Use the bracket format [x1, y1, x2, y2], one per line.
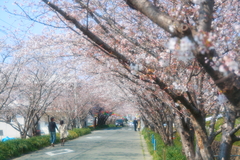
[0, 1, 44, 39]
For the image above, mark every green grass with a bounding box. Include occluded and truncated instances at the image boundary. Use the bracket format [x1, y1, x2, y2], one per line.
[142, 128, 186, 160]
[0, 128, 91, 160]
[206, 117, 240, 146]
[234, 119, 240, 146]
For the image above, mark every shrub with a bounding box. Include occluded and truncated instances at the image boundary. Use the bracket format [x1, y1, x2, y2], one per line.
[80, 128, 91, 135]
[67, 130, 78, 140]
[95, 125, 109, 129]
[88, 124, 116, 131]
[26, 135, 50, 149]
[72, 128, 83, 136]
[108, 124, 115, 127]
[0, 138, 42, 159]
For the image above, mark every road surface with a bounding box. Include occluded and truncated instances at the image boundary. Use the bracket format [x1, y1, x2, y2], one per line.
[13, 127, 152, 160]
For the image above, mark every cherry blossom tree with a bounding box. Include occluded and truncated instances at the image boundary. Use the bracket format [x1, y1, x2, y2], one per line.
[0, 40, 21, 111]
[1, 0, 239, 159]
[49, 80, 94, 129]
[2, 54, 67, 138]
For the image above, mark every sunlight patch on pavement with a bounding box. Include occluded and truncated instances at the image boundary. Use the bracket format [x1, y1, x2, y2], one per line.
[46, 149, 74, 156]
[86, 136, 102, 139]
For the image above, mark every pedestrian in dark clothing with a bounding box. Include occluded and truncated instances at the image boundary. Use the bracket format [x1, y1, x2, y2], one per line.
[48, 117, 59, 147]
[133, 118, 138, 131]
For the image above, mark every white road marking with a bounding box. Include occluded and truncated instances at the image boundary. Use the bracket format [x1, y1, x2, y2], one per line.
[46, 149, 74, 156]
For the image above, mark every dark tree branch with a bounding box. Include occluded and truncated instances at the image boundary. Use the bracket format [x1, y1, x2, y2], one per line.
[125, 0, 192, 38]
[42, 0, 130, 69]
[198, 0, 214, 32]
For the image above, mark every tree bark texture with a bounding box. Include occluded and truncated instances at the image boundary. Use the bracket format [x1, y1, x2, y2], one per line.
[174, 113, 195, 160]
[219, 103, 236, 160]
[191, 116, 214, 160]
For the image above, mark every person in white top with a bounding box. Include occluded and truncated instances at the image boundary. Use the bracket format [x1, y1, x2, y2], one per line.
[59, 120, 68, 146]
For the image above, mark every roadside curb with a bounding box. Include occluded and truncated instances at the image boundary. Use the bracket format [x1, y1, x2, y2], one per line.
[140, 132, 152, 160]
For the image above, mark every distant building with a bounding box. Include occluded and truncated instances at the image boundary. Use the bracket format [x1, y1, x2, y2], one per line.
[0, 115, 51, 140]
[0, 115, 24, 140]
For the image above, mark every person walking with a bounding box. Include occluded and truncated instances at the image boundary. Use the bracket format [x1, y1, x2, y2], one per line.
[133, 118, 138, 131]
[59, 120, 68, 146]
[48, 117, 59, 147]
[137, 119, 141, 131]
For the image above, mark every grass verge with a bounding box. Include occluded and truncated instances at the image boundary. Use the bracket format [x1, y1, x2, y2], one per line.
[142, 128, 186, 160]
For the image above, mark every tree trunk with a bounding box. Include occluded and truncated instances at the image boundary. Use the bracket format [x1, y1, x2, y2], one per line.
[192, 116, 214, 160]
[94, 117, 97, 128]
[218, 103, 235, 160]
[80, 117, 87, 128]
[154, 125, 172, 146]
[21, 130, 27, 139]
[71, 118, 76, 129]
[167, 119, 174, 146]
[174, 114, 195, 160]
[195, 144, 203, 160]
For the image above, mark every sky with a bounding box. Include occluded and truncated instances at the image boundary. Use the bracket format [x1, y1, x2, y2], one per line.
[0, 1, 44, 39]
[0, 1, 17, 36]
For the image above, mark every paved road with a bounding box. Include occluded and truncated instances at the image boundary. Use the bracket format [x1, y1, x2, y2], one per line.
[13, 127, 152, 160]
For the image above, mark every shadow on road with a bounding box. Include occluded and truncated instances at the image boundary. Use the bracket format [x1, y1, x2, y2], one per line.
[103, 127, 123, 130]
